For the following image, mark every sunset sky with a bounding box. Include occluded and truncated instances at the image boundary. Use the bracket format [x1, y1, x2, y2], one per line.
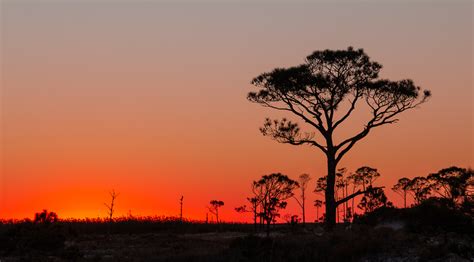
[1, 1, 472, 222]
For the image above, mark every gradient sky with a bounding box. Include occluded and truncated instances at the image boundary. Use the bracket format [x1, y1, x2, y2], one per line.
[1, 0, 472, 222]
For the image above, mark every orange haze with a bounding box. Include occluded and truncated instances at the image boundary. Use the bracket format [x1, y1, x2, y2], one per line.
[1, 1, 472, 222]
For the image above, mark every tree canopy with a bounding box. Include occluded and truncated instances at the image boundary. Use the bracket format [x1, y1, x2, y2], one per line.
[249, 47, 430, 164]
[248, 47, 430, 226]
[252, 173, 299, 235]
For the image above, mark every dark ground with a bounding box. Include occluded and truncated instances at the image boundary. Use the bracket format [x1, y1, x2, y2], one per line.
[1, 203, 473, 261]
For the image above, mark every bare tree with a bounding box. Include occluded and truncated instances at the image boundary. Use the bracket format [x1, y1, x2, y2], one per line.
[293, 173, 311, 225]
[248, 47, 430, 227]
[209, 200, 224, 223]
[104, 190, 119, 222]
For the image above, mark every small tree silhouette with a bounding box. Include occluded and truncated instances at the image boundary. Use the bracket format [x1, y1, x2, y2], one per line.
[392, 177, 411, 208]
[235, 197, 259, 230]
[283, 213, 300, 226]
[294, 173, 311, 225]
[252, 173, 299, 236]
[34, 209, 58, 224]
[209, 200, 224, 223]
[314, 176, 327, 196]
[358, 187, 390, 213]
[427, 166, 473, 207]
[104, 190, 119, 222]
[314, 200, 323, 223]
[407, 177, 431, 205]
[353, 166, 381, 191]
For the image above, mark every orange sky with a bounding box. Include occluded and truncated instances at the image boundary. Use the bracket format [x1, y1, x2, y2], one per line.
[1, 1, 472, 222]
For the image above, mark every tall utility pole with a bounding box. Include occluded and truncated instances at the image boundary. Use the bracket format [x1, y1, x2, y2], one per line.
[179, 196, 183, 222]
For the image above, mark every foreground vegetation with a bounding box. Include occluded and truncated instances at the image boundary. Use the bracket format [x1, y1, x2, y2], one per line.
[1, 199, 472, 261]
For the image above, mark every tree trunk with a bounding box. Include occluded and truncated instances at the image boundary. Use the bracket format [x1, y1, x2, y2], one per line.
[266, 219, 271, 237]
[404, 191, 407, 208]
[316, 207, 319, 222]
[325, 153, 337, 228]
[302, 208, 305, 225]
[253, 209, 257, 232]
[351, 185, 356, 219]
[344, 184, 348, 221]
[302, 194, 306, 225]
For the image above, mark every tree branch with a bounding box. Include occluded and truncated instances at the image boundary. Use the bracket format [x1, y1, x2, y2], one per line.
[333, 91, 361, 129]
[335, 186, 385, 207]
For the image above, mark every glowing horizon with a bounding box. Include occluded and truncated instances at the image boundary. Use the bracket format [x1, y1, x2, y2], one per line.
[1, 1, 472, 222]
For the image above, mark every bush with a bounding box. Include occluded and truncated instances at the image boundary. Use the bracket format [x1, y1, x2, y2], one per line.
[404, 198, 473, 234]
[354, 198, 473, 234]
